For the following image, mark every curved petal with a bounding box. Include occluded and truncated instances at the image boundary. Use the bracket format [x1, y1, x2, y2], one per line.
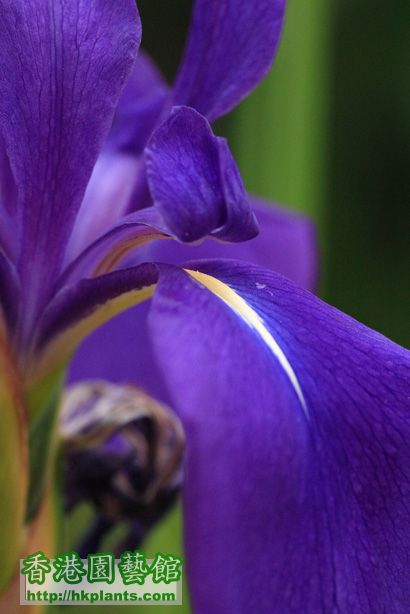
[68, 201, 317, 396]
[63, 105, 265, 286]
[136, 198, 318, 291]
[0, 0, 141, 314]
[58, 208, 170, 289]
[31, 264, 159, 382]
[147, 261, 410, 613]
[173, 0, 286, 122]
[61, 194, 279, 292]
[145, 106, 258, 242]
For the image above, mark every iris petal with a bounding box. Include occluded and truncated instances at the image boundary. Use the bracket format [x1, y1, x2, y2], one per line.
[66, 258, 409, 609]
[173, 0, 286, 122]
[32, 264, 158, 381]
[148, 261, 410, 613]
[0, 249, 20, 332]
[0, 0, 141, 315]
[107, 50, 170, 156]
[137, 198, 318, 292]
[69, 301, 168, 403]
[65, 154, 143, 265]
[145, 106, 258, 243]
[68, 201, 318, 399]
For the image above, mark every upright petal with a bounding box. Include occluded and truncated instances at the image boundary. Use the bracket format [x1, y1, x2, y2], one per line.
[0, 0, 140, 317]
[107, 50, 170, 156]
[145, 107, 258, 242]
[148, 261, 410, 613]
[0, 141, 19, 260]
[173, 0, 286, 121]
[65, 51, 168, 263]
[64, 153, 143, 264]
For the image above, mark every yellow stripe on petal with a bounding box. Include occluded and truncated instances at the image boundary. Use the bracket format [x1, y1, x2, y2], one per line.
[93, 233, 166, 277]
[29, 284, 156, 384]
[186, 270, 308, 416]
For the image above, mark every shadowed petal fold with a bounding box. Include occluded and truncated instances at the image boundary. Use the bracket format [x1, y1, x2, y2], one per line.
[0, 0, 141, 312]
[0, 250, 19, 332]
[32, 264, 159, 381]
[59, 208, 169, 287]
[62, 194, 292, 291]
[173, 0, 286, 122]
[148, 261, 410, 613]
[137, 198, 318, 291]
[145, 106, 258, 243]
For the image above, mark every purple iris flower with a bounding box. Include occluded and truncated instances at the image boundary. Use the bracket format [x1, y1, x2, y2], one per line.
[0, 0, 313, 367]
[0, 1, 408, 613]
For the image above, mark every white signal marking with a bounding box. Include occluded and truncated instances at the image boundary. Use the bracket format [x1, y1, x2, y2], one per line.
[186, 270, 308, 418]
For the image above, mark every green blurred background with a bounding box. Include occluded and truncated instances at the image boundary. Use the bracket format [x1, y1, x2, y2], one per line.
[65, 0, 409, 611]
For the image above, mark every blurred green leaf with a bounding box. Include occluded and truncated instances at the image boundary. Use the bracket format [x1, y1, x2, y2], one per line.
[229, 0, 332, 231]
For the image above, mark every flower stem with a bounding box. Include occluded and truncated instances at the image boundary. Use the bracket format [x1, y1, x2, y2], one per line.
[0, 336, 27, 593]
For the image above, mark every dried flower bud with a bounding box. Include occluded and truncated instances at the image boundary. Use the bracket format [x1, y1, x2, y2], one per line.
[60, 381, 185, 556]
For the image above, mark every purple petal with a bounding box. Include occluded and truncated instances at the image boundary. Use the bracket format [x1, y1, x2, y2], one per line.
[64, 52, 168, 263]
[69, 198, 317, 407]
[137, 198, 318, 291]
[62, 195, 286, 291]
[0, 143, 19, 260]
[32, 264, 159, 380]
[0, 205, 17, 264]
[65, 104, 261, 276]
[173, 0, 286, 121]
[107, 50, 170, 155]
[65, 153, 143, 263]
[58, 208, 170, 288]
[148, 261, 410, 613]
[69, 302, 169, 403]
[0, 0, 140, 314]
[145, 106, 258, 242]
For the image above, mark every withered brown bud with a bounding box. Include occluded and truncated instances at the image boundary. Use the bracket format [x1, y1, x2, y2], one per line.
[60, 381, 185, 556]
